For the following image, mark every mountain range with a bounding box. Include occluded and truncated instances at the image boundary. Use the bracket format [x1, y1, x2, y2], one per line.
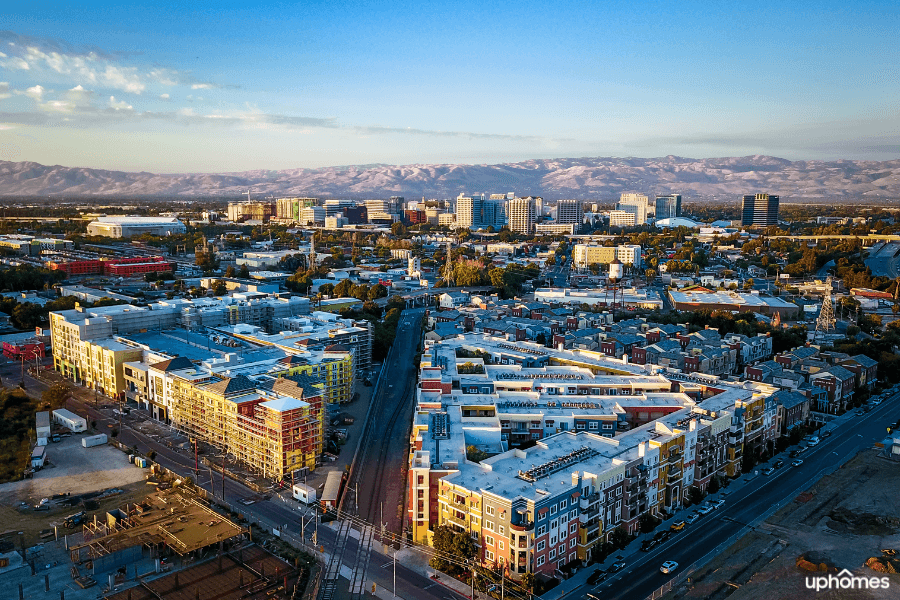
[1, 155, 899, 201]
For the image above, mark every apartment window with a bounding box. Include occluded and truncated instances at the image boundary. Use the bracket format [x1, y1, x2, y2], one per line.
[536, 540, 545, 552]
[499, 540, 504, 550]
[485, 550, 494, 561]
[560, 514, 567, 525]
[499, 526, 505, 535]
[484, 521, 494, 532]
[569, 509, 577, 520]
[485, 535, 495, 546]
[550, 505, 557, 515]
[551, 519, 558, 529]
[589, 422, 599, 430]
[576, 422, 585, 430]
[549, 549, 556, 559]
[537, 556, 545, 567]
[561, 498, 568, 509]
[570, 539, 577, 549]
[538, 511, 546, 521]
[486, 506, 495, 516]
[537, 525, 547, 536]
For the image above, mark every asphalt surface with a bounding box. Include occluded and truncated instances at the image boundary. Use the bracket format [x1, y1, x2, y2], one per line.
[565, 387, 900, 600]
[353, 307, 426, 533]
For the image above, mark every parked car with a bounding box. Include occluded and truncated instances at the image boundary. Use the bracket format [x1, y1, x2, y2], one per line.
[670, 521, 685, 531]
[685, 513, 700, 524]
[856, 409, 865, 415]
[773, 459, 785, 468]
[660, 561, 679, 574]
[587, 568, 607, 584]
[808, 437, 820, 446]
[697, 504, 714, 515]
[792, 459, 804, 467]
[762, 467, 776, 476]
[821, 431, 832, 438]
[710, 499, 725, 509]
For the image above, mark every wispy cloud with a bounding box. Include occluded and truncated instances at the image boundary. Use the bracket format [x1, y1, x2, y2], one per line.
[0, 31, 230, 95]
[0, 81, 10, 100]
[108, 95, 132, 111]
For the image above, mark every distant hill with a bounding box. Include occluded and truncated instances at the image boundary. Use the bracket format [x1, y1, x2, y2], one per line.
[1, 155, 899, 200]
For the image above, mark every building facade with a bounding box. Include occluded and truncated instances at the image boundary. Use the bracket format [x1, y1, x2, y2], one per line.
[741, 194, 779, 227]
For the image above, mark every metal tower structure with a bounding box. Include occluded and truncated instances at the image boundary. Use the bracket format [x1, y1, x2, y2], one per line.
[816, 276, 836, 339]
[442, 241, 454, 287]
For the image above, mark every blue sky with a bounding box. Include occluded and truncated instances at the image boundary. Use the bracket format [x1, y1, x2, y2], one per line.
[1, 0, 898, 172]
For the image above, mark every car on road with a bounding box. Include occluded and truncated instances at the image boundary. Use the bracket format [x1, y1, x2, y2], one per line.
[670, 521, 685, 531]
[660, 561, 679, 574]
[856, 409, 865, 415]
[587, 568, 607, 584]
[685, 513, 700, 524]
[710, 499, 725, 509]
[807, 436, 820, 446]
[821, 431, 832, 438]
[697, 504, 714, 515]
[762, 467, 776, 476]
[609, 561, 626, 572]
[773, 459, 785, 468]
[792, 459, 804, 467]
[873, 399, 882, 405]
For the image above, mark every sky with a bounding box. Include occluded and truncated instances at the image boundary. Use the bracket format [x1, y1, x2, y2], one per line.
[0, 0, 898, 173]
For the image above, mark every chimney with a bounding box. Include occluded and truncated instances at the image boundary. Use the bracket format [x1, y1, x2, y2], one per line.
[638, 441, 645, 457]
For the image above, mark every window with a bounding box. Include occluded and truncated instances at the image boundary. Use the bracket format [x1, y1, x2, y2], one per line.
[576, 422, 585, 430]
[486, 506, 495, 516]
[537, 525, 547, 536]
[484, 535, 495, 546]
[484, 521, 494, 531]
[538, 511, 546, 521]
[499, 526, 505, 535]
[561, 498, 568, 509]
[551, 519, 558, 529]
[569, 510, 577, 519]
[549, 549, 556, 559]
[485, 550, 494, 561]
[537, 556, 545, 567]
[569, 523, 577, 534]
[560, 514, 567, 525]
[536, 540, 545, 551]
[589, 421, 599, 430]
[550, 505, 557, 515]
[499, 540, 504, 550]
[570, 538, 577, 549]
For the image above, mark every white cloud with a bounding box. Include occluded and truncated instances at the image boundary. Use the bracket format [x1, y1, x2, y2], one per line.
[177, 107, 195, 117]
[191, 83, 214, 90]
[108, 95, 133, 110]
[0, 81, 10, 100]
[0, 56, 29, 70]
[40, 100, 74, 113]
[24, 84, 44, 101]
[159, 93, 170, 100]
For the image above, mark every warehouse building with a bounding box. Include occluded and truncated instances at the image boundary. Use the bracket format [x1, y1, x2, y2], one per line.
[86, 216, 187, 238]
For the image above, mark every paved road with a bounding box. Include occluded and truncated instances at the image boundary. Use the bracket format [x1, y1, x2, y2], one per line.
[559, 387, 900, 600]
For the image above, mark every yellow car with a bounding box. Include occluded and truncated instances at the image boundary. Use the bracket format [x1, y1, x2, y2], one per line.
[670, 521, 685, 531]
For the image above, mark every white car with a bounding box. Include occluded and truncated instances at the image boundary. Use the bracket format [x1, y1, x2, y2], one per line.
[807, 437, 819, 446]
[660, 561, 679, 574]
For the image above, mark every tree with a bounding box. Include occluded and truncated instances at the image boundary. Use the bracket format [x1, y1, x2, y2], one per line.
[429, 525, 475, 575]
[368, 283, 388, 300]
[225, 265, 236, 278]
[743, 278, 754, 291]
[212, 281, 227, 296]
[466, 445, 489, 462]
[609, 526, 630, 549]
[638, 513, 659, 533]
[333, 279, 353, 297]
[238, 264, 250, 279]
[195, 251, 219, 273]
[391, 222, 408, 237]
[41, 381, 70, 409]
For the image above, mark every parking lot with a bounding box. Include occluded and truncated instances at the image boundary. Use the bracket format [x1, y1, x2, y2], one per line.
[0, 433, 146, 507]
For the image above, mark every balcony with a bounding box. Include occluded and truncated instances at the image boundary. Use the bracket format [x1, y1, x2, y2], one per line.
[443, 513, 468, 529]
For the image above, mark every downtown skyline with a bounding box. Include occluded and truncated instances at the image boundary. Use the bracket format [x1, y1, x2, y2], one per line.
[1, 0, 898, 173]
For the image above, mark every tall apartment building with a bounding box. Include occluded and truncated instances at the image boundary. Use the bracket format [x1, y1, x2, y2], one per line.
[507, 197, 536, 234]
[364, 198, 402, 223]
[556, 200, 584, 232]
[300, 206, 326, 225]
[275, 198, 318, 223]
[741, 193, 779, 227]
[655, 194, 682, 221]
[616, 193, 650, 225]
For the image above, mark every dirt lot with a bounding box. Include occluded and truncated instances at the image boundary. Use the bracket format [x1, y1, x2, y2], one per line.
[668, 450, 900, 600]
[0, 434, 150, 547]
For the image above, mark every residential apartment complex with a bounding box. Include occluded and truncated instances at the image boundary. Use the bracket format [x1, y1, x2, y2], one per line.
[615, 194, 650, 225]
[407, 333, 780, 577]
[555, 200, 584, 231]
[507, 197, 537, 235]
[572, 244, 643, 268]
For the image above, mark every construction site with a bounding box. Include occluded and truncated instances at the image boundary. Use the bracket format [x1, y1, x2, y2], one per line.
[0, 486, 305, 600]
[664, 449, 900, 600]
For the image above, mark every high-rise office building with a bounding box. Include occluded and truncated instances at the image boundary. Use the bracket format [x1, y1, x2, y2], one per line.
[556, 200, 584, 232]
[655, 194, 682, 221]
[741, 193, 779, 227]
[455, 193, 508, 230]
[275, 197, 318, 223]
[507, 197, 536, 234]
[616, 193, 650, 225]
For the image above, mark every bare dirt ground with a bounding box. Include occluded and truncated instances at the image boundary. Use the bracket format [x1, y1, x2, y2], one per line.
[667, 449, 900, 600]
[0, 434, 150, 546]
